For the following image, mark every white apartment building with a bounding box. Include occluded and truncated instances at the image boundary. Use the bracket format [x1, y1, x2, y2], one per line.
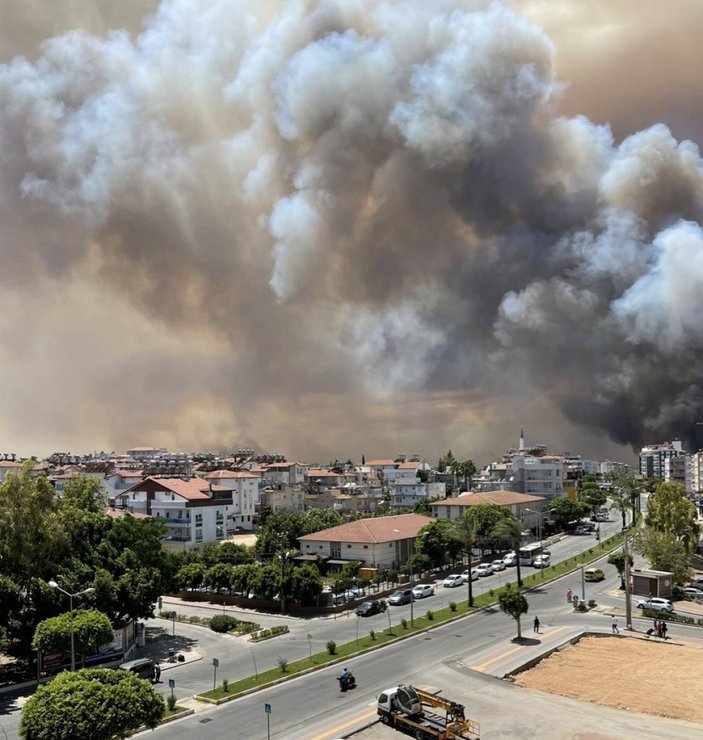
[198, 469, 260, 531]
[509, 454, 564, 499]
[600, 460, 632, 477]
[261, 461, 309, 487]
[116, 476, 241, 552]
[639, 440, 683, 479]
[431, 491, 547, 528]
[664, 454, 692, 492]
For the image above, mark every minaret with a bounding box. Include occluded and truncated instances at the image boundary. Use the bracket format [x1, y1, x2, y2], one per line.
[519, 426, 525, 452]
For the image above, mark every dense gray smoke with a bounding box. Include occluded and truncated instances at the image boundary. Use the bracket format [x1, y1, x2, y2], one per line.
[1, 0, 703, 460]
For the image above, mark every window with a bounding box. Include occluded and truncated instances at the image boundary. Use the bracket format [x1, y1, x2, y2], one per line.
[178, 510, 182, 519]
[195, 528, 203, 542]
[195, 513, 203, 524]
[347, 544, 352, 548]
[363, 545, 368, 549]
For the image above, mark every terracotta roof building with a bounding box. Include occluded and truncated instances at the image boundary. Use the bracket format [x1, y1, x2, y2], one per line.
[298, 513, 432, 569]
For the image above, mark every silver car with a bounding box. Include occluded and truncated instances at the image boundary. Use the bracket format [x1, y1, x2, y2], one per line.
[412, 584, 435, 599]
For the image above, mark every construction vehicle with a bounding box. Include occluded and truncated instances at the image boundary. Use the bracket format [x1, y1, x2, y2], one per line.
[377, 685, 480, 739]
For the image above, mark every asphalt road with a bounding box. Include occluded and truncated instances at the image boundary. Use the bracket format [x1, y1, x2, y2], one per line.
[0, 515, 626, 740]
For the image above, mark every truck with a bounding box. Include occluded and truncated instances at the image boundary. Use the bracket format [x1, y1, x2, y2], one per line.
[377, 685, 480, 740]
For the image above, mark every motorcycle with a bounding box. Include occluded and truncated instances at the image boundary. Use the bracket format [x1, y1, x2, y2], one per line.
[337, 672, 357, 692]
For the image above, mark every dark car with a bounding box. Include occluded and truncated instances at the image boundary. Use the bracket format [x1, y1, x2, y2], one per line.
[355, 600, 382, 617]
[119, 658, 156, 681]
[387, 589, 414, 606]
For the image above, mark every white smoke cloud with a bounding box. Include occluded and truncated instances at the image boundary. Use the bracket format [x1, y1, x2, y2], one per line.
[1, 0, 703, 460]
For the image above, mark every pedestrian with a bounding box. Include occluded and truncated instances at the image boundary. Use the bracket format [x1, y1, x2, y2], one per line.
[611, 615, 619, 634]
[566, 587, 573, 604]
[661, 621, 668, 640]
[533, 616, 540, 633]
[653, 619, 660, 638]
[153, 662, 161, 683]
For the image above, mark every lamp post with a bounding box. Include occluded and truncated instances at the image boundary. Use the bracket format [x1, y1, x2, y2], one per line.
[48, 580, 95, 671]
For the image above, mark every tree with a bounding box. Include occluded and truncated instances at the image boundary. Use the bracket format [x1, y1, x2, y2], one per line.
[455, 460, 477, 493]
[644, 481, 699, 553]
[491, 515, 526, 587]
[548, 497, 590, 529]
[32, 610, 114, 666]
[290, 564, 323, 607]
[466, 504, 511, 552]
[204, 563, 235, 594]
[498, 583, 529, 640]
[62, 476, 107, 513]
[20, 668, 164, 739]
[441, 450, 458, 490]
[608, 472, 643, 525]
[606, 551, 632, 589]
[450, 514, 479, 607]
[176, 562, 207, 591]
[581, 485, 607, 515]
[416, 521, 462, 565]
[634, 527, 693, 585]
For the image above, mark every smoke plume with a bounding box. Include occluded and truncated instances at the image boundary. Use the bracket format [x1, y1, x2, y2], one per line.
[1, 0, 703, 461]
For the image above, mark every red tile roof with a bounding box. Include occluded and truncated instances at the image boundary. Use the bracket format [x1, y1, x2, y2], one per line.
[0, 460, 21, 468]
[432, 491, 545, 507]
[307, 469, 340, 478]
[298, 514, 433, 544]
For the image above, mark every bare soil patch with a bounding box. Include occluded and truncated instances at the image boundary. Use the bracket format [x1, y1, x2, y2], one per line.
[514, 635, 703, 723]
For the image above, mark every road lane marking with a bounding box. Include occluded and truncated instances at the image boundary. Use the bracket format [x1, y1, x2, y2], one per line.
[307, 707, 377, 740]
[470, 626, 570, 672]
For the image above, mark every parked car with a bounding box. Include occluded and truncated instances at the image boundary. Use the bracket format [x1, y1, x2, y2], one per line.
[635, 597, 674, 613]
[573, 526, 590, 535]
[533, 554, 551, 569]
[685, 583, 703, 593]
[119, 658, 156, 681]
[502, 552, 517, 567]
[355, 600, 382, 617]
[388, 589, 414, 606]
[584, 568, 605, 582]
[443, 574, 464, 588]
[412, 584, 435, 599]
[491, 559, 506, 572]
[475, 563, 494, 577]
[683, 587, 703, 600]
[461, 568, 479, 582]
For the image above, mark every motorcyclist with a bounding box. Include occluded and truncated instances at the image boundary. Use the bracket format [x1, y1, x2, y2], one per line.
[339, 668, 353, 688]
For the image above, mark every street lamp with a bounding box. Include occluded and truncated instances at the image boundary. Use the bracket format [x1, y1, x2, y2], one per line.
[48, 580, 95, 671]
[279, 550, 291, 614]
[524, 508, 544, 579]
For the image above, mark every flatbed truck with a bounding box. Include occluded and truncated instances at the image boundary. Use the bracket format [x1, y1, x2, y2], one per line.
[377, 685, 480, 740]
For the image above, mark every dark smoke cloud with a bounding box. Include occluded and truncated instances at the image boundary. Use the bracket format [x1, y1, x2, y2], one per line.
[1, 0, 702, 462]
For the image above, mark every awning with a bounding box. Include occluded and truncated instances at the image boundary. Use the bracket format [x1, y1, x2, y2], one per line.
[293, 554, 327, 562]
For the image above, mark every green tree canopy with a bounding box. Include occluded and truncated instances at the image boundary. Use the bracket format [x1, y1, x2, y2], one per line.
[548, 497, 590, 528]
[32, 609, 114, 661]
[582, 486, 607, 514]
[416, 520, 463, 564]
[644, 481, 699, 553]
[20, 668, 164, 739]
[290, 564, 323, 606]
[465, 503, 511, 541]
[634, 527, 692, 585]
[498, 583, 529, 639]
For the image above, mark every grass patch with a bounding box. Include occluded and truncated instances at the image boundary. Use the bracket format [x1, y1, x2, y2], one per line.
[161, 705, 190, 721]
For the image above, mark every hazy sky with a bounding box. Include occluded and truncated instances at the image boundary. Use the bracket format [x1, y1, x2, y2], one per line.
[2, 1, 703, 465]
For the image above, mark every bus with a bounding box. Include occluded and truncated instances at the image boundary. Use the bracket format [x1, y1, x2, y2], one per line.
[518, 542, 545, 566]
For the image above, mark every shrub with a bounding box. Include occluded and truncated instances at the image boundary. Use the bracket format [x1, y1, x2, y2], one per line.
[588, 599, 596, 608]
[574, 601, 588, 612]
[369, 630, 376, 641]
[426, 610, 434, 621]
[160, 610, 177, 620]
[167, 694, 177, 711]
[326, 640, 337, 655]
[277, 656, 288, 673]
[488, 589, 494, 597]
[400, 618, 408, 630]
[449, 601, 457, 612]
[209, 615, 239, 633]
[222, 678, 229, 693]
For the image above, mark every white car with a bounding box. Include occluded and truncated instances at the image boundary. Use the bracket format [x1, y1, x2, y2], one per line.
[412, 583, 435, 599]
[636, 597, 674, 613]
[475, 563, 494, 577]
[491, 559, 506, 572]
[683, 588, 703, 600]
[502, 552, 517, 567]
[443, 574, 464, 588]
[461, 568, 479, 582]
[533, 554, 551, 568]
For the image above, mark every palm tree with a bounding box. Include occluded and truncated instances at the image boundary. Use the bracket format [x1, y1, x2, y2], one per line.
[456, 459, 477, 494]
[442, 450, 458, 492]
[492, 515, 525, 588]
[450, 513, 479, 607]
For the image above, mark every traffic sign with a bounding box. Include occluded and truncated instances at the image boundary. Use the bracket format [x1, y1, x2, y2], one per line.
[168, 678, 175, 689]
[265, 703, 272, 714]
[212, 658, 219, 667]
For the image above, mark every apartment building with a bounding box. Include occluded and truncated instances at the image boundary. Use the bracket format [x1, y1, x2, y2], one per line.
[639, 440, 684, 479]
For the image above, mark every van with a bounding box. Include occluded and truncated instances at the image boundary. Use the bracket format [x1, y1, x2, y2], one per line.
[119, 657, 155, 681]
[584, 568, 605, 582]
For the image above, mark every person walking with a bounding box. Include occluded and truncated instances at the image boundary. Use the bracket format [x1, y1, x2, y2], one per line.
[566, 587, 573, 604]
[153, 662, 161, 683]
[533, 616, 540, 634]
[611, 615, 619, 634]
[661, 621, 668, 640]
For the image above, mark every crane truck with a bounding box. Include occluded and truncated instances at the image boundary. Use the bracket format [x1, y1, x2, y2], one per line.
[377, 685, 480, 740]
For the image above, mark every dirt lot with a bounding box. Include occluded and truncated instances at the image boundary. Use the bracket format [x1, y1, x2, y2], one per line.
[514, 634, 703, 723]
